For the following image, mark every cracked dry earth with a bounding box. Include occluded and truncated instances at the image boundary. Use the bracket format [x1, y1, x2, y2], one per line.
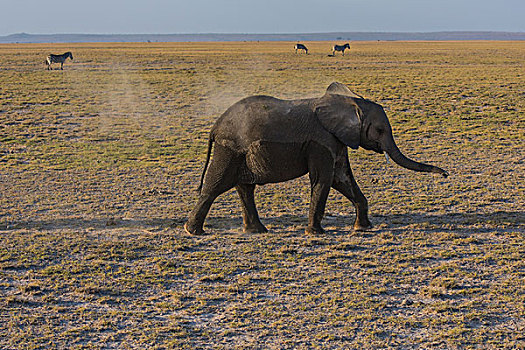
[0, 41, 524, 349]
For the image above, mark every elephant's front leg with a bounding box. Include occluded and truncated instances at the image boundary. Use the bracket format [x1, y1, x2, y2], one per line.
[332, 155, 373, 231]
[306, 179, 332, 235]
[236, 184, 268, 233]
[305, 148, 335, 235]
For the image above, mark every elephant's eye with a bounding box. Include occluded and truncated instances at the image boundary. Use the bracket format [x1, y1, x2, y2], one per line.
[376, 127, 384, 135]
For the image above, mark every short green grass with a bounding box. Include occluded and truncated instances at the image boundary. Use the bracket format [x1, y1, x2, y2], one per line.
[1, 41, 524, 349]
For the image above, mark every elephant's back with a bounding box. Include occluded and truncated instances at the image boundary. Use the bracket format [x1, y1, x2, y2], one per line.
[211, 95, 318, 151]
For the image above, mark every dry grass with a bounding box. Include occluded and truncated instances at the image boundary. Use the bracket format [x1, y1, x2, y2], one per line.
[0, 41, 524, 349]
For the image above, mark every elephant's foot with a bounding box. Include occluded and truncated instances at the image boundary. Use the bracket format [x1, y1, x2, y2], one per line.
[243, 223, 268, 234]
[353, 219, 373, 231]
[305, 226, 326, 235]
[184, 222, 206, 235]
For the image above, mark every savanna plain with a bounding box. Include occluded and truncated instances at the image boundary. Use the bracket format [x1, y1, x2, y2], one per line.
[0, 41, 524, 349]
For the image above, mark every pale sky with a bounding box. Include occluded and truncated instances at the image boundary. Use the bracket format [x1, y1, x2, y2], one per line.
[0, 0, 523, 36]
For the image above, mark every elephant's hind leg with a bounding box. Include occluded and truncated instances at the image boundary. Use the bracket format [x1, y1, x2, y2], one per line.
[236, 184, 268, 233]
[185, 145, 241, 235]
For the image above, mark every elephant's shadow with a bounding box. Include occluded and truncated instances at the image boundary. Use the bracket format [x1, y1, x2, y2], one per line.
[2, 211, 522, 234]
[192, 210, 524, 235]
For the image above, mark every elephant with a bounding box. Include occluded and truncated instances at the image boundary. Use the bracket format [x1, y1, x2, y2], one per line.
[185, 82, 448, 235]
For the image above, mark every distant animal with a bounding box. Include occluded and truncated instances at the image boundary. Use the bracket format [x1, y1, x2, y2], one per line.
[332, 43, 351, 56]
[46, 52, 73, 70]
[185, 82, 448, 236]
[294, 43, 308, 54]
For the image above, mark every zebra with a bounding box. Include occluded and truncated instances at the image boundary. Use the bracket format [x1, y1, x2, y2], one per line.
[294, 43, 308, 54]
[46, 52, 73, 70]
[332, 43, 351, 56]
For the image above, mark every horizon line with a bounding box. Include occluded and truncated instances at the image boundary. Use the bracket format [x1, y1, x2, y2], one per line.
[3, 30, 525, 36]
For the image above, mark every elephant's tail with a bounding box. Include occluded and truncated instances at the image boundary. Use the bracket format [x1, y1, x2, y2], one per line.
[197, 136, 214, 194]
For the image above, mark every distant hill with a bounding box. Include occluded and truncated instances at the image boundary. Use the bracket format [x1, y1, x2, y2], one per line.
[1, 32, 524, 43]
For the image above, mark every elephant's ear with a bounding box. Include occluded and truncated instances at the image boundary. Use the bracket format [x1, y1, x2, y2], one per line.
[326, 82, 363, 99]
[314, 94, 362, 149]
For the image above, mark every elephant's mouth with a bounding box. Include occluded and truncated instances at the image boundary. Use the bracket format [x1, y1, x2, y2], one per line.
[375, 142, 383, 153]
[359, 141, 383, 154]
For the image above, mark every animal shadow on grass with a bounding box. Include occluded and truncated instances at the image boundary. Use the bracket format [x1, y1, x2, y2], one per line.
[2, 211, 522, 235]
[201, 210, 524, 235]
[374, 210, 524, 235]
[0, 217, 175, 231]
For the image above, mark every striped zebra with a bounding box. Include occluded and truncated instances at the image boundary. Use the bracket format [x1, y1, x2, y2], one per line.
[294, 43, 308, 54]
[46, 52, 73, 70]
[332, 43, 351, 56]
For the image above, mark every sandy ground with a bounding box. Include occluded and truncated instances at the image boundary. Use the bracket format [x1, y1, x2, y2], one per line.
[0, 41, 524, 349]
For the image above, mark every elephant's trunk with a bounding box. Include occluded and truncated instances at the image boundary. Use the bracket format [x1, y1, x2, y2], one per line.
[385, 141, 449, 178]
